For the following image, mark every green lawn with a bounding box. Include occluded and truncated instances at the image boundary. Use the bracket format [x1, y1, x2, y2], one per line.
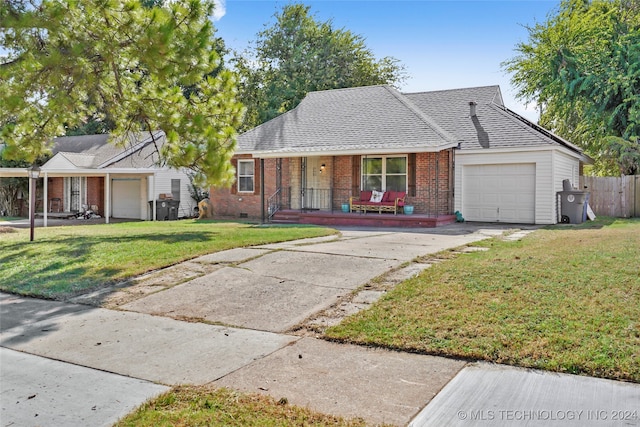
[0, 220, 335, 299]
[326, 218, 640, 383]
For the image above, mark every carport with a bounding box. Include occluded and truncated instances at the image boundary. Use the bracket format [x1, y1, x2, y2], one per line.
[0, 167, 159, 226]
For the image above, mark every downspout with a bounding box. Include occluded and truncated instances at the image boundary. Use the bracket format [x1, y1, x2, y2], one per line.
[260, 158, 265, 224]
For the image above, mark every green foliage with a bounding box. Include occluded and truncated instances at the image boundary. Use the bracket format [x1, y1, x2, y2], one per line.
[233, 3, 407, 129]
[504, 0, 640, 175]
[0, 0, 244, 186]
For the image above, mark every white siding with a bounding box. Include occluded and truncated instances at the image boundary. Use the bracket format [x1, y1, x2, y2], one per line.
[148, 168, 196, 219]
[552, 150, 581, 222]
[456, 148, 583, 225]
[456, 150, 554, 224]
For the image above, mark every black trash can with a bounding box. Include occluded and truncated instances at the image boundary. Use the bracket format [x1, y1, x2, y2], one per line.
[149, 200, 170, 220]
[167, 200, 180, 220]
[558, 191, 589, 224]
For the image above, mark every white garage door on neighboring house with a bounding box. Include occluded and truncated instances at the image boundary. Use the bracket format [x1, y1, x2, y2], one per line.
[112, 178, 141, 219]
[462, 164, 536, 224]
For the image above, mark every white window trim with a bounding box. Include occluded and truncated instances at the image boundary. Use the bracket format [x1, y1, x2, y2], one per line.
[237, 159, 255, 193]
[361, 155, 408, 192]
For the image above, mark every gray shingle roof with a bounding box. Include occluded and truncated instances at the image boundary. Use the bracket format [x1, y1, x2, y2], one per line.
[239, 84, 586, 157]
[404, 86, 583, 152]
[239, 85, 459, 156]
[49, 132, 164, 169]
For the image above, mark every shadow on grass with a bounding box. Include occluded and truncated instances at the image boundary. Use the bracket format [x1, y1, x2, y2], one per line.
[0, 231, 218, 299]
[544, 216, 627, 231]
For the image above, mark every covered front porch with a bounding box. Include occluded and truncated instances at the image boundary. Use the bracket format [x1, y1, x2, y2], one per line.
[266, 185, 456, 227]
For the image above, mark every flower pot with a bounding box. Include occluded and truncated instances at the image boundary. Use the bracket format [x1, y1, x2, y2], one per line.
[404, 205, 414, 215]
[341, 203, 350, 213]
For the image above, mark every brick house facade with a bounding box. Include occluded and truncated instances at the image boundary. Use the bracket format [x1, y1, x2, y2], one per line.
[212, 150, 455, 221]
[210, 85, 590, 225]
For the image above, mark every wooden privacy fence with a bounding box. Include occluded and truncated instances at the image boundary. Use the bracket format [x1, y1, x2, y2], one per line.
[580, 175, 640, 218]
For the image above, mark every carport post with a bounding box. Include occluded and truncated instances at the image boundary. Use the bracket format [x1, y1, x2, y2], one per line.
[43, 172, 48, 227]
[105, 173, 110, 224]
[28, 165, 40, 241]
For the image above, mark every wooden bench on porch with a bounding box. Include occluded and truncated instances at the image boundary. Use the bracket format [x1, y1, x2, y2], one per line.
[349, 190, 406, 215]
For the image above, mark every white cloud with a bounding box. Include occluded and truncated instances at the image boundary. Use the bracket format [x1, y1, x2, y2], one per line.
[212, 0, 226, 21]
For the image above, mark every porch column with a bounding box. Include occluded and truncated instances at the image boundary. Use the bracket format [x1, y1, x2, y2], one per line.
[152, 173, 157, 221]
[43, 172, 48, 227]
[105, 173, 110, 224]
[260, 158, 265, 224]
[28, 173, 33, 223]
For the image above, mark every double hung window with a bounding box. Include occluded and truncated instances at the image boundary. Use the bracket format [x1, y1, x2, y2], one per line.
[362, 156, 407, 192]
[237, 160, 255, 193]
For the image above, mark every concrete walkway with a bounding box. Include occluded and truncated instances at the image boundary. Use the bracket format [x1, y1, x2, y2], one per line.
[2, 224, 639, 426]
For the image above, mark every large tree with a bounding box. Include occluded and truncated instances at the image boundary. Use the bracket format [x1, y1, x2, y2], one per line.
[234, 3, 407, 130]
[504, 0, 640, 175]
[0, 0, 244, 186]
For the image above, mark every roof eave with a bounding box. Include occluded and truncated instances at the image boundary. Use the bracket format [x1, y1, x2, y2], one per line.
[249, 142, 460, 159]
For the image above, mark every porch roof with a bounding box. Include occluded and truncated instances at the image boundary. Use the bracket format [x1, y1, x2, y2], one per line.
[238, 85, 460, 158]
[0, 167, 156, 178]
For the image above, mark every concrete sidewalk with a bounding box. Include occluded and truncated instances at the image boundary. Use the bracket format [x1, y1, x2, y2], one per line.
[2, 224, 639, 426]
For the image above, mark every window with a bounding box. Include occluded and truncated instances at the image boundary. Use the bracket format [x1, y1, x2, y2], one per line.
[237, 160, 255, 192]
[362, 156, 407, 192]
[171, 179, 181, 200]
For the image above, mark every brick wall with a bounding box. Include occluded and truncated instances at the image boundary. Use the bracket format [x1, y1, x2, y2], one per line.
[47, 178, 64, 211]
[211, 156, 279, 220]
[45, 177, 104, 214]
[212, 151, 454, 219]
[409, 150, 453, 216]
[86, 177, 104, 214]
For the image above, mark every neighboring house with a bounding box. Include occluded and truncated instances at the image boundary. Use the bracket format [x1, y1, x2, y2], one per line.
[0, 132, 197, 222]
[212, 85, 591, 225]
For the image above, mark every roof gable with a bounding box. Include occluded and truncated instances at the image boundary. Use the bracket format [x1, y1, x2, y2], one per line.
[45, 132, 165, 170]
[41, 152, 80, 170]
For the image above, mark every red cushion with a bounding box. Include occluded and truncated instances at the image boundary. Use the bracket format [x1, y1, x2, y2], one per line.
[396, 191, 406, 200]
[360, 191, 372, 201]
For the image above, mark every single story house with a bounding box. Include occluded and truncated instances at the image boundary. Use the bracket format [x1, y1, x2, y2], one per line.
[0, 131, 197, 224]
[211, 85, 591, 225]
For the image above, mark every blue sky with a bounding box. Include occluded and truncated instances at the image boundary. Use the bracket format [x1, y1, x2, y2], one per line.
[213, 0, 561, 122]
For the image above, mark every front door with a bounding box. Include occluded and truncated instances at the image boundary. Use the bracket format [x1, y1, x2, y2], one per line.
[64, 177, 87, 212]
[304, 157, 329, 210]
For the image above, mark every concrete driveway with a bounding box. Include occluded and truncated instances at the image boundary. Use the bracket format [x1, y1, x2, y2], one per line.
[4, 223, 638, 426]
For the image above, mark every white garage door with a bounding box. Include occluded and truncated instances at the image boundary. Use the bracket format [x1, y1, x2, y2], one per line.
[462, 164, 535, 223]
[112, 178, 141, 219]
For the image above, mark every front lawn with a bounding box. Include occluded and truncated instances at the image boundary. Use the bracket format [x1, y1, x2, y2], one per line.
[326, 219, 640, 382]
[116, 386, 372, 427]
[0, 220, 334, 299]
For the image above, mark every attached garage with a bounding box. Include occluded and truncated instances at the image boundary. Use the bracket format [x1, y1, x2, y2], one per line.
[111, 178, 142, 219]
[462, 163, 536, 223]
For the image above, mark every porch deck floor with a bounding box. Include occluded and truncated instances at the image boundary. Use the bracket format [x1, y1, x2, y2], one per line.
[272, 210, 456, 228]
